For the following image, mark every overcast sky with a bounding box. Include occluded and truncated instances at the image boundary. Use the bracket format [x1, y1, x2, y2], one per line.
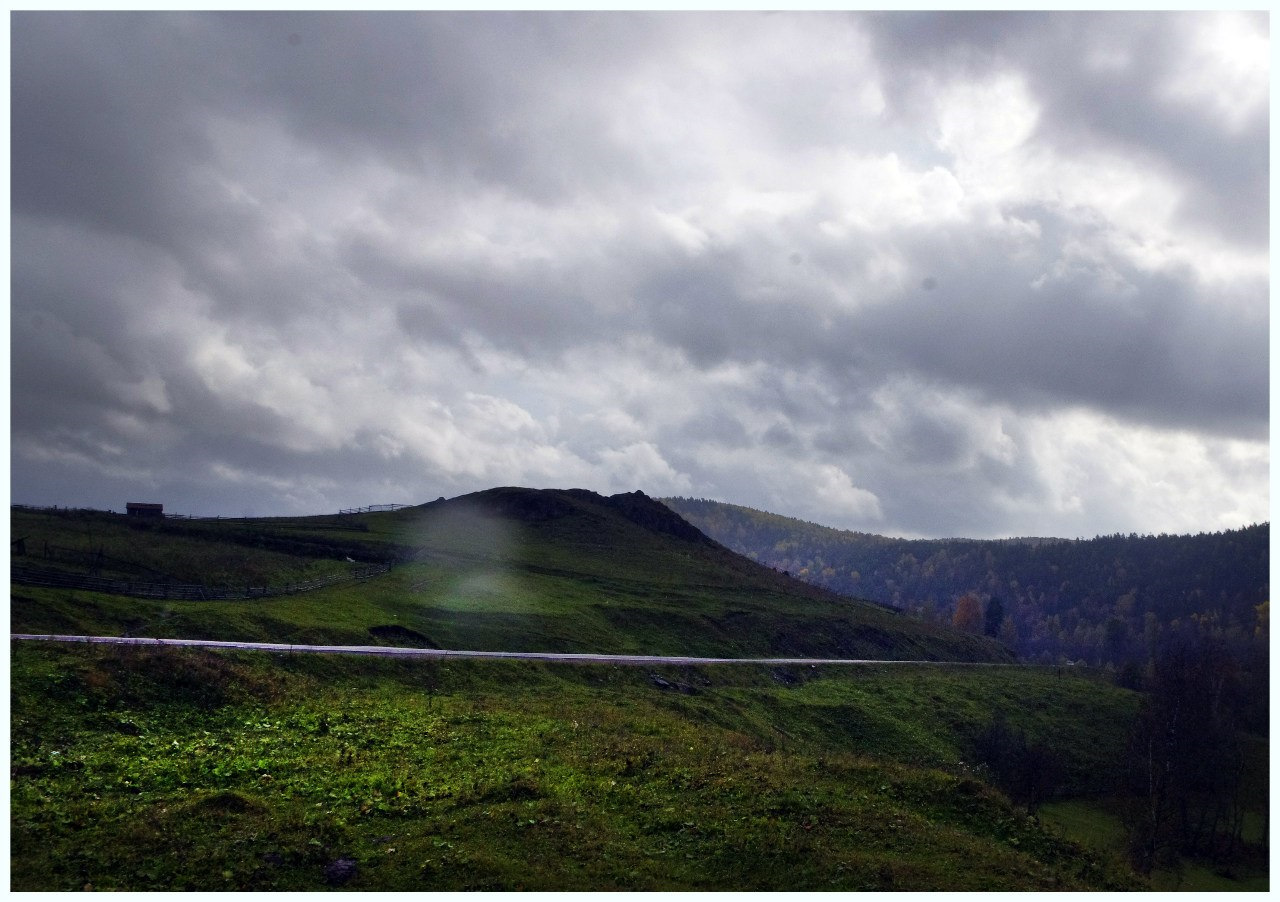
[10, 11, 1270, 538]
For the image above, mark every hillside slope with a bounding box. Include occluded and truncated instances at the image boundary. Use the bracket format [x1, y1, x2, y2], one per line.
[661, 497, 1268, 670]
[11, 642, 1147, 891]
[11, 489, 1010, 663]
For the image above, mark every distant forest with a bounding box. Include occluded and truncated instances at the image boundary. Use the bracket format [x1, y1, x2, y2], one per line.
[663, 498, 1268, 674]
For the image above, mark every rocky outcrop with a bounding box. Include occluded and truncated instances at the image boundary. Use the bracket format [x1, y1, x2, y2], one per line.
[602, 490, 714, 546]
[447, 486, 715, 547]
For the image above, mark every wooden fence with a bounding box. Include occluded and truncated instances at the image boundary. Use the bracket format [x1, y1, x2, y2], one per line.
[9, 563, 391, 601]
[338, 504, 410, 515]
[13, 503, 407, 520]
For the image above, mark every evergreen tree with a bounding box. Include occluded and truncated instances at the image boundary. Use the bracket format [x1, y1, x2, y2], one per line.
[984, 596, 1004, 638]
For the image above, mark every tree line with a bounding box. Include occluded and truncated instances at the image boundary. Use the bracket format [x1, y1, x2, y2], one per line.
[662, 498, 1266, 670]
[1120, 634, 1264, 876]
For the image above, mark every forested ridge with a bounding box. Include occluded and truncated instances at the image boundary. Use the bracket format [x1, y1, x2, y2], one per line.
[661, 498, 1268, 673]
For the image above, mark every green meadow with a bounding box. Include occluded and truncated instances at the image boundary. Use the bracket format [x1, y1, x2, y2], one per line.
[13, 642, 1143, 891]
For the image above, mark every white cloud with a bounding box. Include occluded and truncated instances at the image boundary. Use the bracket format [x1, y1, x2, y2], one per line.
[1162, 12, 1268, 133]
[1020, 410, 1269, 535]
[809, 464, 885, 523]
[934, 71, 1040, 164]
[597, 442, 692, 496]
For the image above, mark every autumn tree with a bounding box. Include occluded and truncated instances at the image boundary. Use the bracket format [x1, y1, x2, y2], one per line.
[952, 593, 982, 633]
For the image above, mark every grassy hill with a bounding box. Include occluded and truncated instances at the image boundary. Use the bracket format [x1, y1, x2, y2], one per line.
[9, 492, 1267, 890]
[11, 489, 1009, 663]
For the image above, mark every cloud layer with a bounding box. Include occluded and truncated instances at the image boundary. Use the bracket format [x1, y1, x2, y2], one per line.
[11, 12, 1269, 537]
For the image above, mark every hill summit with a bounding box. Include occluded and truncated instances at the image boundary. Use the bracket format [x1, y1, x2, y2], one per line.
[445, 487, 714, 547]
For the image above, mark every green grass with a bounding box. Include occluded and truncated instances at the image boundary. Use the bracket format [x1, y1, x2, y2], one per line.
[1039, 799, 1270, 892]
[1039, 799, 1128, 851]
[12, 641, 1142, 891]
[12, 509, 361, 587]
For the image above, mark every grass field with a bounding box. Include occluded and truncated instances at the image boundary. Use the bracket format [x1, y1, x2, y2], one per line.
[12, 641, 1142, 891]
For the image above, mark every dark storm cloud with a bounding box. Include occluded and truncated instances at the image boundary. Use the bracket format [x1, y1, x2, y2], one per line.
[680, 411, 751, 447]
[344, 237, 592, 362]
[10, 12, 1268, 537]
[12, 12, 651, 269]
[12, 14, 228, 246]
[199, 12, 659, 201]
[851, 221, 1269, 439]
[630, 213, 1265, 441]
